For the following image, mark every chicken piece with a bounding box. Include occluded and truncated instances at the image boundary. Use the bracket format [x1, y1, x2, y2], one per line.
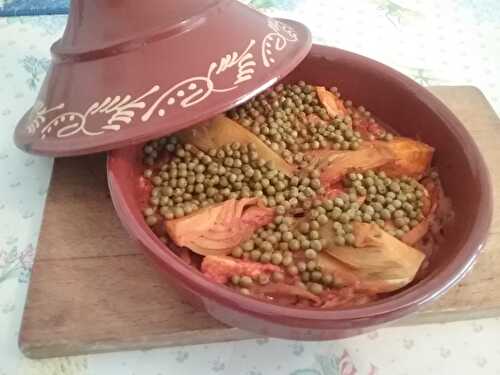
[319, 222, 425, 293]
[316, 86, 348, 118]
[375, 137, 434, 178]
[165, 198, 274, 256]
[178, 114, 295, 175]
[201, 255, 280, 284]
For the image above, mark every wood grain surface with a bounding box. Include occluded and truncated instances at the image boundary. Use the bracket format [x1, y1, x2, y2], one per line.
[19, 86, 500, 358]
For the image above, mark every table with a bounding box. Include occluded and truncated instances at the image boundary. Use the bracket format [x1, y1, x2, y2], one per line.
[1, 1, 499, 374]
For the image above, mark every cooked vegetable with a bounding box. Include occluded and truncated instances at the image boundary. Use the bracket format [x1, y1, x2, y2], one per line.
[140, 81, 450, 309]
[319, 222, 425, 293]
[316, 86, 348, 118]
[165, 198, 274, 256]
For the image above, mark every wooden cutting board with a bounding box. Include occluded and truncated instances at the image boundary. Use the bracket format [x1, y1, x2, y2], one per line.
[19, 86, 500, 359]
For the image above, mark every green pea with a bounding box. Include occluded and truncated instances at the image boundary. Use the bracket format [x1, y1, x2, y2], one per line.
[330, 207, 342, 219]
[289, 239, 301, 251]
[240, 276, 253, 287]
[391, 199, 403, 209]
[387, 204, 396, 212]
[334, 197, 344, 207]
[403, 202, 413, 212]
[380, 209, 391, 220]
[310, 221, 320, 230]
[406, 192, 416, 202]
[242, 241, 254, 252]
[309, 230, 320, 240]
[250, 250, 262, 261]
[278, 223, 289, 232]
[345, 233, 356, 245]
[268, 234, 279, 244]
[371, 202, 383, 212]
[311, 271, 323, 282]
[317, 214, 329, 225]
[309, 209, 319, 220]
[276, 205, 286, 215]
[271, 253, 283, 265]
[408, 210, 417, 219]
[226, 271, 242, 285]
[362, 205, 375, 215]
[260, 252, 272, 263]
[261, 241, 273, 252]
[306, 260, 318, 271]
[301, 238, 311, 249]
[239, 287, 250, 295]
[335, 236, 346, 246]
[393, 209, 405, 218]
[297, 261, 307, 272]
[332, 221, 343, 230]
[343, 223, 353, 233]
[282, 231, 294, 242]
[323, 200, 334, 211]
[279, 241, 289, 251]
[305, 249, 318, 259]
[309, 283, 323, 295]
[362, 213, 372, 222]
[316, 206, 326, 215]
[146, 215, 158, 226]
[152, 176, 163, 186]
[394, 218, 406, 228]
[299, 222, 310, 234]
[395, 229, 404, 239]
[174, 207, 185, 218]
[231, 247, 243, 258]
[311, 179, 322, 190]
[311, 239, 323, 251]
[339, 213, 350, 224]
[144, 207, 155, 216]
[286, 265, 299, 276]
[301, 272, 311, 282]
[397, 193, 407, 202]
[282, 253, 293, 266]
[322, 274, 334, 286]
[385, 191, 395, 199]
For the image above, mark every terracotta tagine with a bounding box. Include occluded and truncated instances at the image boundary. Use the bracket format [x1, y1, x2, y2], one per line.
[14, 0, 311, 156]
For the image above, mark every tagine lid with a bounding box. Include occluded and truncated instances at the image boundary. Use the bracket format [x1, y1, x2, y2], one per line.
[13, 0, 311, 157]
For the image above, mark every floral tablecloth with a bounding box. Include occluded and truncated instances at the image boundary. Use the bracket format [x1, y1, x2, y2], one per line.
[0, 0, 68, 17]
[1, 1, 499, 374]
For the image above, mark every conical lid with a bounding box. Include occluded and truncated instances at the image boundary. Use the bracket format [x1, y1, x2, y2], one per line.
[14, 0, 311, 156]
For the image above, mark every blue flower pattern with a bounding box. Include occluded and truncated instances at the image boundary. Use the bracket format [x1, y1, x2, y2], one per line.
[21, 55, 50, 90]
[0, 0, 68, 16]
